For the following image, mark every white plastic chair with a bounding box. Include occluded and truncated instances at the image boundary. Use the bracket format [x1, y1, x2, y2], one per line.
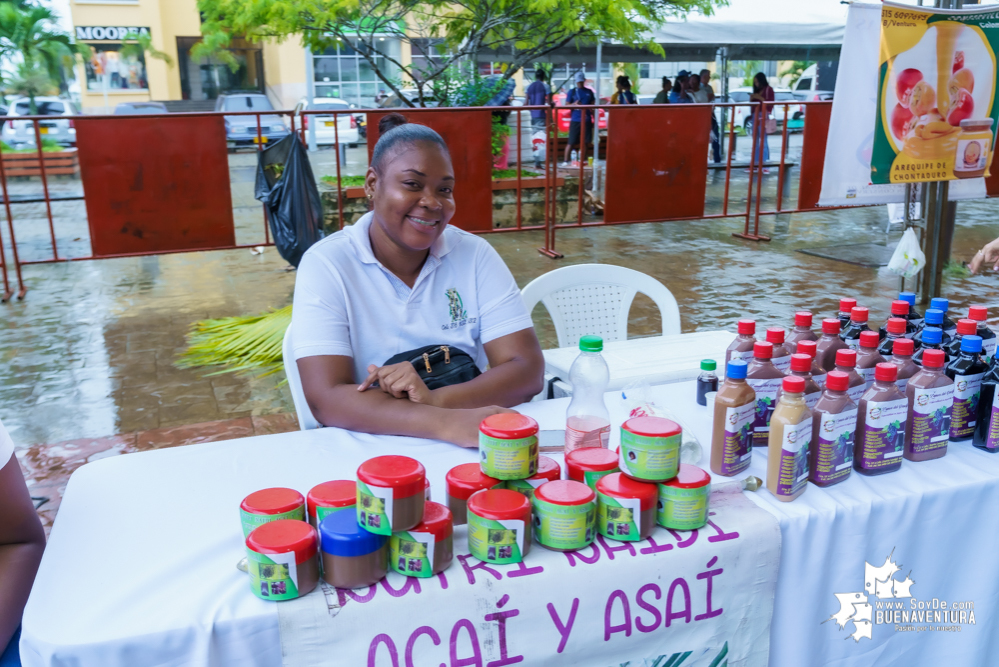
[282, 325, 321, 430]
[521, 264, 681, 349]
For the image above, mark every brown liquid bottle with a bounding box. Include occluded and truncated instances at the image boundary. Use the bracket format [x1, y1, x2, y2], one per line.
[809, 371, 857, 488]
[711, 359, 756, 477]
[767, 375, 810, 502]
[855, 331, 886, 392]
[838, 298, 858, 328]
[890, 337, 919, 393]
[795, 340, 827, 388]
[815, 318, 849, 372]
[776, 353, 822, 409]
[834, 348, 866, 404]
[766, 327, 792, 374]
[786, 311, 818, 348]
[903, 348, 953, 462]
[841, 307, 872, 351]
[726, 319, 757, 368]
[746, 341, 786, 448]
[854, 363, 907, 476]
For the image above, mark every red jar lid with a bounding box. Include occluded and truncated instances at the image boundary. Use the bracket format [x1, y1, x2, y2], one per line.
[622, 416, 681, 438]
[840, 298, 857, 312]
[851, 307, 869, 322]
[796, 340, 817, 357]
[737, 319, 756, 335]
[835, 349, 857, 368]
[957, 319, 978, 336]
[466, 489, 531, 521]
[479, 413, 539, 440]
[874, 362, 897, 382]
[246, 519, 317, 564]
[969, 305, 988, 322]
[893, 338, 914, 355]
[241, 488, 305, 516]
[357, 456, 426, 498]
[859, 331, 879, 349]
[596, 472, 657, 510]
[307, 481, 356, 518]
[535, 479, 595, 506]
[886, 318, 907, 334]
[789, 353, 811, 372]
[822, 319, 841, 335]
[530, 455, 561, 482]
[753, 341, 773, 359]
[445, 463, 501, 501]
[664, 464, 711, 490]
[890, 300, 909, 316]
[825, 370, 849, 392]
[566, 447, 618, 481]
[794, 311, 812, 327]
[408, 501, 453, 541]
[765, 327, 786, 344]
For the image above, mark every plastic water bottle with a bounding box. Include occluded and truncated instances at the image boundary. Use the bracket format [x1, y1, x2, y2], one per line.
[565, 335, 611, 451]
[571, 149, 579, 167]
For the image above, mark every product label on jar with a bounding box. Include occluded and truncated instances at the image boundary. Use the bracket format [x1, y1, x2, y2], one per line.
[468, 514, 526, 564]
[582, 468, 618, 490]
[775, 417, 812, 498]
[910, 385, 954, 453]
[858, 398, 908, 472]
[619, 429, 680, 482]
[804, 390, 821, 410]
[747, 377, 782, 444]
[479, 434, 538, 480]
[720, 403, 755, 475]
[356, 481, 394, 536]
[533, 497, 596, 550]
[772, 354, 792, 373]
[564, 416, 610, 450]
[656, 485, 709, 530]
[813, 408, 857, 485]
[390, 530, 436, 578]
[247, 549, 299, 601]
[949, 372, 985, 440]
[847, 382, 866, 404]
[858, 366, 877, 390]
[315, 504, 353, 525]
[596, 493, 642, 542]
[955, 137, 989, 173]
[241, 506, 305, 539]
[986, 388, 999, 450]
[505, 477, 547, 501]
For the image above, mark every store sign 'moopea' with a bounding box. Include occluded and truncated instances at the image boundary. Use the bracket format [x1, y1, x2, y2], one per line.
[76, 26, 150, 41]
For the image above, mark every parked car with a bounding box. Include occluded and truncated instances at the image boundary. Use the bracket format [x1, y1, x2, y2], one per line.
[215, 92, 290, 149]
[714, 87, 803, 135]
[2, 96, 77, 148]
[792, 64, 835, 102]
[293, 98, 359, 146]
[114, 101, 168, 115]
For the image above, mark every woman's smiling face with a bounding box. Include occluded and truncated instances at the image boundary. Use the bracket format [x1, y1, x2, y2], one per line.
[366, 140, 455, 253]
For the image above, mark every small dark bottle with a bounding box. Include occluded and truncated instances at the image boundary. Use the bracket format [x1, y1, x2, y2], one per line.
[898, 291, 922, 326]
[944, 319, 978, 358]
[945, 335, 988, 442]
[930, 297, 957, 336]
[912, 327, 948, 368]
[914, 310, 952, 349]
[973, 356, 999, 452]
[840, 307, 871, 350]
[696, 359, 719, 406]
[968, 306, 997, 363]
[838, 298, 858, 329]
[878, 301, 917, 341]
[878, 317, 916, 359]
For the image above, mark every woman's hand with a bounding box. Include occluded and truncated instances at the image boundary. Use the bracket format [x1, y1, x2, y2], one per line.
[358, 362, 436, 405]
[970, 237, 999, 274]
[442, 406, 518, 447]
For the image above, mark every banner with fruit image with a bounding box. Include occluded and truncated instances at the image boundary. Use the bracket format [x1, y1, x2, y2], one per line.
[872, 2, 999, 184]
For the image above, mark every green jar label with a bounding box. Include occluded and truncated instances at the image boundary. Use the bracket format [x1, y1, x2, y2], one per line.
[389, 531, 435, 578]
[247, 549, 299, 601]
[357, 481, 393, 535]
[597, 492, 642, 542]
[582, 468, 618, 490]
[656, 485, 709, 531]
[468, 512, 526, 564]
[315, 503, 353, 524]
[619, 429, 680, 481]
[241, 506, 305, 538]
[479, 434, 538, 480]
[505, 478, 546, 501]
[533, 497, 596, 550]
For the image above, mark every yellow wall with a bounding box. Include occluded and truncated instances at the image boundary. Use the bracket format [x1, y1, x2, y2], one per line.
[261, 39, 306, 111]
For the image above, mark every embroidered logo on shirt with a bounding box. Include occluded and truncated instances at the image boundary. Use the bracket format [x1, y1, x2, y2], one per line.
[442, 288, 476, 330]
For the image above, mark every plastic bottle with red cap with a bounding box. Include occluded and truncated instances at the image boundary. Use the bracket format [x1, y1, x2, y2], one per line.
[466, 489, 532, 563]
[533, 480, 597, 551]
[445, 463, 502, 525]
[968, 305, 996, 363]
[775, 353, 821, 409]
[389, 501, 454, 577]
[890, 338, 918, 392]
[240, 488, 306, 538]
[766, 375, 810, 502]
[710, 360, 755, 477]
[904, 348, 953, 462]
[944, 319, 979, 358]
[973, 345, 999, 452]
[565, 335, 611, 451]
[877, 317, 916, 359]
[878, 300, 917, 340]
[766, 327, 792, 373]
[246, 519, 320, 600]
[726, 319, 758, 366]
[838, 298, 858, 328]
[786, 311, 818, 347]
[840, 307, 871, 350]
[595, 472, 657, 541]
[815, 318, 849, 372]
[356, 455, 427, 535]
[855, 330, 886, 391]
[834, 348, 866, 403]
[795, 339, 827, 387]
[854, 363, 907, 476]
[945, 335, 988, 442]
[656, 464, 711, 530]
[898, 292, 922, 326]
[746, 340, 786, 447]
[809, 370, 857, 487]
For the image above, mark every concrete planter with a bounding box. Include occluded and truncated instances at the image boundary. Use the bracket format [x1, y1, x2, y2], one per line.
[1, 148, 80, 177]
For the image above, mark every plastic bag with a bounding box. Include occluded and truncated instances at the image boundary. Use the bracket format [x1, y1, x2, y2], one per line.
[887, 227, 925, 279]
[254, 134, 324, 268]
[620, 380, 703, 465]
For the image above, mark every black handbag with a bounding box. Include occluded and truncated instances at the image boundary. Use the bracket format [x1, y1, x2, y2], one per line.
[382, 345, 481, 390]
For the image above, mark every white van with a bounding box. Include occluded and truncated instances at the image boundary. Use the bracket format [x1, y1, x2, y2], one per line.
[792, 64, 834, 101]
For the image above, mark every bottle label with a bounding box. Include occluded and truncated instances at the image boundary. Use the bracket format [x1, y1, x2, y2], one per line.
[813, 408, 858, 485]
[858, 398, 908, 472]
[776, 417, 812, 497]
[897, 378, 909, 393]
[390, 530, 436, 578]
[468, 514, 526, 564]
[772, 354, 792, 373]
[858, 366, 877, 390]
[597, 493, 642, 541]
[910, 385, 954, 453]
[729, 349, 754, 361]
[533, 497, 596, 551]
[747, 376, 783, 445]
[983, 337, 997, 363]
[804, 390, 821, 410]
[986, 387, 999, 450]
[564, 417, 610, 451]
[950, 372, 985, 440]
[845, 339, 859, 351]
[719, 403, 754, 475]
[847, 382, 866, 403]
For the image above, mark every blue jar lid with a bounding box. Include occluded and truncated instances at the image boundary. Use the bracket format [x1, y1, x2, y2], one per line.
[922, 327, 942, 344]
[930, 297, 949, 312]
[961, 335, 983, 353]
[320, 508, 387, 557]
[899, 292, 916, 306]
[726, 359, 748, 379]
[924, 309, 944, 325]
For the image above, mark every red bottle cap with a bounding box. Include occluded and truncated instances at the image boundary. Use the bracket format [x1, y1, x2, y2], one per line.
[621, 416, 682, 438]
[566, 447, 619, 482]
[737, 319, 756, 335]
[445, 463, 501, 501]
[753, 341, 774, 359]
[825, 370, 849, 392]
[357, 455, 426, 498]
[859, 331, 879, 349]
[851, 307, 869, 323]
[663, 464, 711, 490]
[241, 488, 305, 516]
[782, 375, 806, 393]
[794, 311, 813, 327]
[766, 327, 786, 345]
[893, 338, 914, 356]
[466, 489, 531, 521]
[886, 318, 907, 334]
[922, 348, 946, 368]
[307, 481, 357, 518]
[479, 413, 539, 439]
[529, 455, 562, 482]
[246, 519, 318, 564]
[796, 340, 817, 358]
[890, 300, 909, 316]
[595, 472, 657, 511]
[789, 353, 812, 372]
[840, 298, 857, 312]
[874, 362, 897, 382]
[822, 318, 841, 335]
[408, 501, 453, 541]
[957, 319, 978, 336]
[534, 479, 596, 506]
[969, 305, 988, 322]
[835, 349, 857, 368]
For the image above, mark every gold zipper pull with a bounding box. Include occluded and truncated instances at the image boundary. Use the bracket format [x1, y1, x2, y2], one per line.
[442, 346, 450, 364]
[423, 352, 432, 373]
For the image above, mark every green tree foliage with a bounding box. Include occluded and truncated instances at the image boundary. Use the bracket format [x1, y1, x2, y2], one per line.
[739, 60, 761, 87]
[779, 60, 812, 88]
[196, 0, 727, 107]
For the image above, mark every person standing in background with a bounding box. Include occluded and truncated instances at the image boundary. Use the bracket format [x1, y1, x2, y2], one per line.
[687, 74, 708, 104]
[701, 68, 722, 164]
[653, 77, 672, 104]
[749, 72, 774, 173]
[526, 69, 551, 169]
[670, 71, 691, 104]
[619, 76, 637, 105]
[609, 76, 624, 105]
[563, 71, 595, 166]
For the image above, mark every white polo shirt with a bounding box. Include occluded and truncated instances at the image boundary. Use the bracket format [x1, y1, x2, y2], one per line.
[291, 212, 534, 382]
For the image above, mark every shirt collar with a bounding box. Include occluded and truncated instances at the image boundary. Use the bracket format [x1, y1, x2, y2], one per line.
[348, 211, 459, 265]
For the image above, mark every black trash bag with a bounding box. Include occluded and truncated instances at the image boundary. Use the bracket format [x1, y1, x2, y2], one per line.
[254, 133, 323, 268]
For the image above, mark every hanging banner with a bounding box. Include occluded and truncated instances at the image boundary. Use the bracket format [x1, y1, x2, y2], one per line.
[871, 2, 999, 185]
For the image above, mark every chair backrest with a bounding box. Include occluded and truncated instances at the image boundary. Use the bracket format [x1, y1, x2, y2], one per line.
[282, 325, 321, 431]
[521, 264, 681, 349]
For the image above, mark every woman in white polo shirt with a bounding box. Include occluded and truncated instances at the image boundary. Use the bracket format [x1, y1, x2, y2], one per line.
[292, 114, 545, 446]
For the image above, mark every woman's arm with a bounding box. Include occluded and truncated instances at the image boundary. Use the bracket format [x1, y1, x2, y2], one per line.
[0, 454, 45, 651]
[970, 237, 999, 273]
[431, 328, 544, 408]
